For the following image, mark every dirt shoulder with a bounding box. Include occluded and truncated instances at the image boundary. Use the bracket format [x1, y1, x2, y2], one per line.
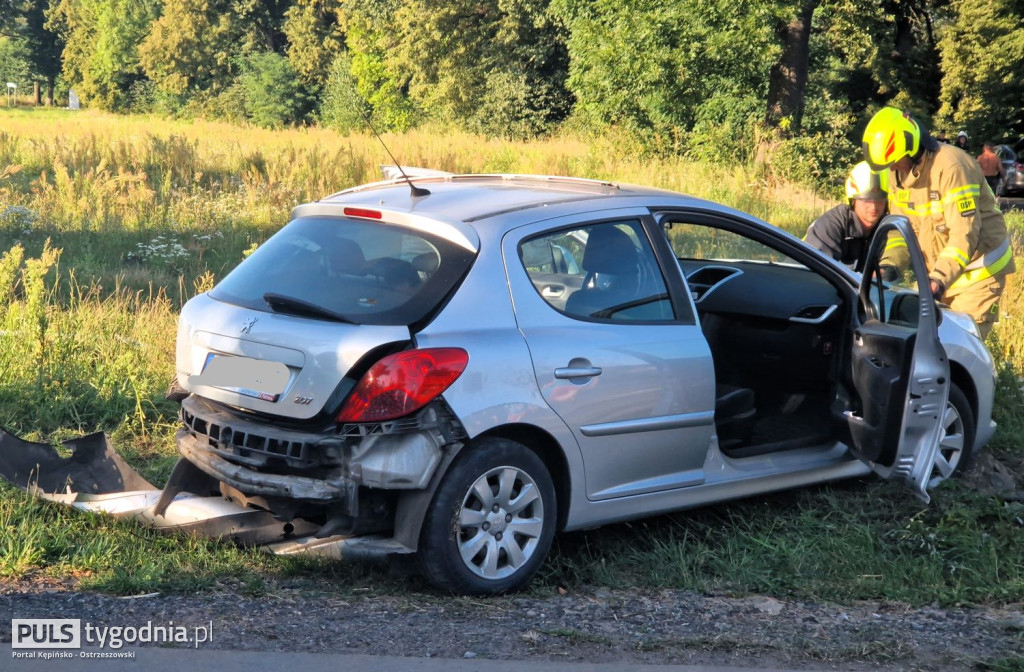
[2, 578, 1021, 671]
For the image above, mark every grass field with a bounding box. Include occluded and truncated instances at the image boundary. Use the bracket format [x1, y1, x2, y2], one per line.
[1, 107, 1022, 606]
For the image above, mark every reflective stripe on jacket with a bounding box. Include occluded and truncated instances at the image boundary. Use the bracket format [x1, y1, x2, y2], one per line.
[948, 235, 1014, 293]
[886, 143, 1014, 297]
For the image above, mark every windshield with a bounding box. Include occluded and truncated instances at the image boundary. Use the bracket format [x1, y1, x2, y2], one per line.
[210, 216, 476, 326]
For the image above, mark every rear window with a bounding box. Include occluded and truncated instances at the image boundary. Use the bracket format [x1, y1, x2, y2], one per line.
[210, 216, 476, 326]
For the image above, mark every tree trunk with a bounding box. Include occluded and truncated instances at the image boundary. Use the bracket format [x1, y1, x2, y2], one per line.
[765, 0, 819, 134]
[33, 82, 41, 105]
[888, 0, 941, 110]
[46, 77, 54, 106]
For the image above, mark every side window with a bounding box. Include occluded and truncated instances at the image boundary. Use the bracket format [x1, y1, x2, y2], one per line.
[519, 220, 674, 322]
[669, 222, 805, 267]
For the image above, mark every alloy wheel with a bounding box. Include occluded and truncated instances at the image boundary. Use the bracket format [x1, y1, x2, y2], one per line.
[929, 400, 965, 488]
[456, 465, 546, 580]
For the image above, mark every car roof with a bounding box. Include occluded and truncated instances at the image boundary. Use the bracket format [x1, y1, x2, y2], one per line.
[316, 174, 687, 224]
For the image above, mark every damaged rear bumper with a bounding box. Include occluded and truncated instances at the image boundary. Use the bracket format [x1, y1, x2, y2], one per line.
[176, 394, 458, 501]
[0, 426, 414, 560]
[178, 429, 356, 502]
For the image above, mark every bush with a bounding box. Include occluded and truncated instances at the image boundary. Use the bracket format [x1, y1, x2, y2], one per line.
[767, 128, 861, 195]
[126, 80, 155, 114]
[684, 93, 764, 164]
[317, 53, 370, 134]
[237, 52, 309, 129]
[126, 80, 189, 117]
[202, 85, 248, 125]
[470, 70, 570, 141]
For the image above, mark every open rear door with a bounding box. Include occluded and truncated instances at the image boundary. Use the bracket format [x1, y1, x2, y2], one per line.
[845, 215, 950, 503]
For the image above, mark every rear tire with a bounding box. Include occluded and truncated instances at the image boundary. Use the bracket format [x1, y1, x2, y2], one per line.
[928, 383, 976, 488]
[417, 438, 556, 595]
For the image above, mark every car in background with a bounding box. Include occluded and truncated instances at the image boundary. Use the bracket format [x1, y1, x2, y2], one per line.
[167, 171, 997, 594]
[995, 144, 1024, 196]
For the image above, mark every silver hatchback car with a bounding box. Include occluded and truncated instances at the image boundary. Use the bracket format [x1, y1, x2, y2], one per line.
[169, 172, 996, 594]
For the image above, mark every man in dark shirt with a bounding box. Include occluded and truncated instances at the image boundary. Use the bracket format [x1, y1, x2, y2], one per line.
[804, 161, 888, 271]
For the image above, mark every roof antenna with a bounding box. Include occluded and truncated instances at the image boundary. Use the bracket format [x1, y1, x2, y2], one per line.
[357, 106, 430, 198]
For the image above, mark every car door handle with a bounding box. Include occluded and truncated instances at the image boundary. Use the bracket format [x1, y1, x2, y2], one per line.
[554, 366, 603, 379]
[541, 285, 565, 298]
[789, 304, 838, 324]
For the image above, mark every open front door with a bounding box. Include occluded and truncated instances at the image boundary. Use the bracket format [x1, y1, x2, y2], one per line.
[846, 215, 950, 503]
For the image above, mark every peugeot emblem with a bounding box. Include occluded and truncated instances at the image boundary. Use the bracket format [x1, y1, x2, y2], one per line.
[240, 317, 258, 334]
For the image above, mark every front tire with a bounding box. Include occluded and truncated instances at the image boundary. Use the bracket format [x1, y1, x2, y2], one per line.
[417, 438, 556, 595]
[928, 383, 976, 488]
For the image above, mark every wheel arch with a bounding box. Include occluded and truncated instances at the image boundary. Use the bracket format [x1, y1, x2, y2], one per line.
[948, 359, 978, 426]
[475, 423, 572, 533]
[393, 423, 573, 551]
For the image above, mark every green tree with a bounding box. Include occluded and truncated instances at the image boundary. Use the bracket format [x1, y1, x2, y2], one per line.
[764, 0, 819, 134]
[283, 0, 342, 89]
[390, 0, 571, 138]
[883, 0, 944, 114]
[0, 0, 18, 35]
[138, 0, 239, 96]
[237, 50, 307, 128]
[0, 1, 65, 106]
[23, 0, 64, 105]
[339, 1, 417, 132]
[318, 51, 371, 133]
[232, 0, 291, 53]
[553, 0, 775, 154]
[761, 0, 951, 190]
[0, 36, 31, 94]
[47, 0, 156, 110]
[937, 0, 1024, 141]
[806, 0, 891, 116]
[139, 0, 296, 103]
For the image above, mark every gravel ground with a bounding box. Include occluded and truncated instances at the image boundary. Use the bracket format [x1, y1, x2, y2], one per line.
[4, 455, 1022, 670]
[3, 577, 1022, 671]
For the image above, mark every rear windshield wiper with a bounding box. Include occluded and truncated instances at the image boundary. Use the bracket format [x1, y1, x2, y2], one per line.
[262, 293, 354, 324]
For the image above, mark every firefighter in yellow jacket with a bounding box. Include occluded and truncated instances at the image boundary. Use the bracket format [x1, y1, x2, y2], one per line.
[862, 107, 1015, 339]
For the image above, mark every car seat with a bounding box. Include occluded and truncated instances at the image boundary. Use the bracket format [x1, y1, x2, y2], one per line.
[565, 226, 642, 318]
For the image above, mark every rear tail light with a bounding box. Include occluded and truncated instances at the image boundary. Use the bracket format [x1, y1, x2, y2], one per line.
[337, 348, 469, 422]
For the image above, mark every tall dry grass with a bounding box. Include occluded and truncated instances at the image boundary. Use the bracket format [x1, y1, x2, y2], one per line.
[0, 106, 1021, 449]
[0, 109, 1022, 609]
[0, 110, 832, 234]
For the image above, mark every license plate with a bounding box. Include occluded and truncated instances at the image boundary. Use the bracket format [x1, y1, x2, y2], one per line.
[191, 354, 289, 402]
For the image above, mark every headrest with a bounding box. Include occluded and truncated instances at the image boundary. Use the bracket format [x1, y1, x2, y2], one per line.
[412, 251, 440, 274]
[328, 237, 366, 272]
[582, 226, 638, 274]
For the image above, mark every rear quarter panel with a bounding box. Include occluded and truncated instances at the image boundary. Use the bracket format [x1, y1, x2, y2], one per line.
[415, 220, 587, 522]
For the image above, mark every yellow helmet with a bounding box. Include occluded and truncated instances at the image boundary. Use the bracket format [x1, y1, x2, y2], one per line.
[862, 107, 921, 170]
[845, 161, 889, 202]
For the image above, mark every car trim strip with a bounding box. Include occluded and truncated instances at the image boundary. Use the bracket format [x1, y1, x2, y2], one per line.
[580, 410, 715, 437]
